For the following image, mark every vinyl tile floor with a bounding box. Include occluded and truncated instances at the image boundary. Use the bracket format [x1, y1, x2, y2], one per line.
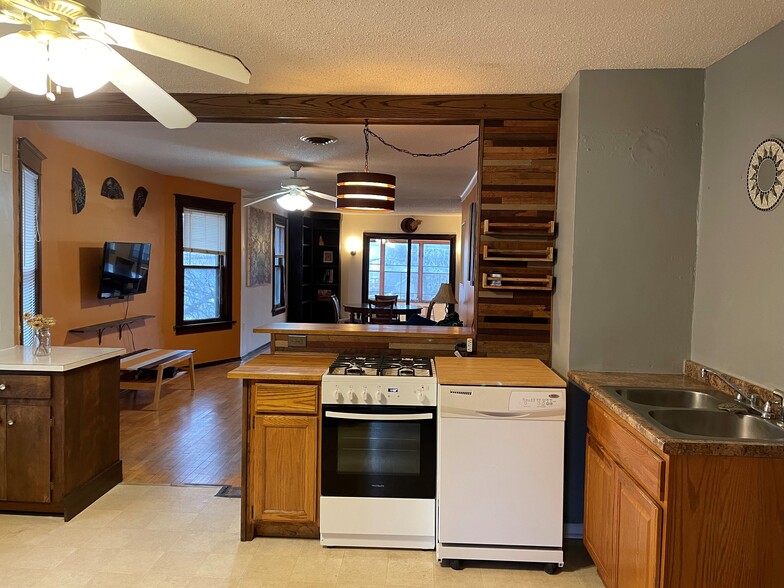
[0, 484, 603, 587]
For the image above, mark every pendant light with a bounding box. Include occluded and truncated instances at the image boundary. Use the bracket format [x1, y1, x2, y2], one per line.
[336, 121, 396, 212]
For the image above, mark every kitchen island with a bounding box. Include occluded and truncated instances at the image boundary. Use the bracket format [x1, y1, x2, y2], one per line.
[571, 363, 784, 588]
[254, 322, 473, 356]
[0, 345, 125, 520]
[228, 353, 336, 541]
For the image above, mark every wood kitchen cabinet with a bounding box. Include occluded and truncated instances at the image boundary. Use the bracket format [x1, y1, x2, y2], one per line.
[245, 382, 320, 539]
[0, 352, 123, 521]
[584, 396, 784, 588]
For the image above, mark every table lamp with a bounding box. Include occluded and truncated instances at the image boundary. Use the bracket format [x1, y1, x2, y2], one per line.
[427, 283, 458, 320]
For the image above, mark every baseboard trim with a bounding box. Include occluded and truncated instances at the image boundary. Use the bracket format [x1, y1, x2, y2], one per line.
[194, 343, 270, 369]
[63, 460, 123, 521]
[241, 343, 270, 362]
[564, 523, 583, 539]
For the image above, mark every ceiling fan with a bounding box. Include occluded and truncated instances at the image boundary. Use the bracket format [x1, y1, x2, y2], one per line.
[0, 0, 250, 128]
[243, 163, 337, 211]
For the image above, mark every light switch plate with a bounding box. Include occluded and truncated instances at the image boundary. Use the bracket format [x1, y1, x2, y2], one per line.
[288, 334, 307, 348]
[1, 153, 10, 174]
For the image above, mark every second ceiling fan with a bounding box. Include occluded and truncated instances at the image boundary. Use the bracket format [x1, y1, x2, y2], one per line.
[243, 163, 337, 211]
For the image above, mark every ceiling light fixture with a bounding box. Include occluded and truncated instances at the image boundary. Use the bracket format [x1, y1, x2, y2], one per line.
[336, 121, 396, 212]
[336, 121, 480, 213]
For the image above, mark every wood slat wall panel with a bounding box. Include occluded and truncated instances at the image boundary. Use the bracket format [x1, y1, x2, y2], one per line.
[476, 118, 559, 363]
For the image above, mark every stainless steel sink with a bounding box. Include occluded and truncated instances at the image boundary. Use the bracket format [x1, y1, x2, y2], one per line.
[613, 388, 726, 409]
[648, 409, 784, 440]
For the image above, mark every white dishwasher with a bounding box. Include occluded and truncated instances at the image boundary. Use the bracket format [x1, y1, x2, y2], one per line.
[436, 375, 566, 574]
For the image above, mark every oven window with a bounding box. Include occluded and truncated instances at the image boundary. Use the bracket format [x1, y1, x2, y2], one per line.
[337, 422, 421, 476]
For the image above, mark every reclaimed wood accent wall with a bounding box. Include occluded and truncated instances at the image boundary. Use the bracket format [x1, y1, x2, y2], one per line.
[476, 119, 559, 363]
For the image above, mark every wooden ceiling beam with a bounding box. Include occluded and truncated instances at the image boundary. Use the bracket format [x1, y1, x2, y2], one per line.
[0, 93, 561, 123]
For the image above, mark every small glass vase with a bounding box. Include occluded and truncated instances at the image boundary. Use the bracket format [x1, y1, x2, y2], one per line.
[33, 328, 52, 356]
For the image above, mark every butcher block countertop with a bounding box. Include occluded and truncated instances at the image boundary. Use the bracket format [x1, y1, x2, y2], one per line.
[254, 322, 473, 339]
[435, 357, 566, 387]
[227, 353, 337, 381]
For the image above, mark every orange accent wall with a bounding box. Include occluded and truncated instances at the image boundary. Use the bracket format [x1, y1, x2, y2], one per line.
[13, 122, 242, 364]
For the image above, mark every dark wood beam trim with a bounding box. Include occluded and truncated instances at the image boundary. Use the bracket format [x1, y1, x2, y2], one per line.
[0, 93, 561, 123]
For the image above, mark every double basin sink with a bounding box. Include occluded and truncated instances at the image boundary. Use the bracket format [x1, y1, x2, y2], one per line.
[606, 387, 784, 441]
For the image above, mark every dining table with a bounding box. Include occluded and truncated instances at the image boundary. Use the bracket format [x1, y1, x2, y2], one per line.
[342, 302, 424, 324]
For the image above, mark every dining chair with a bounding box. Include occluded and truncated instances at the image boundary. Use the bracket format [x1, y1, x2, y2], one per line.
[330, 295, 350, 324]
[368, 299, 396, 324]
[374, 294, 399, 304]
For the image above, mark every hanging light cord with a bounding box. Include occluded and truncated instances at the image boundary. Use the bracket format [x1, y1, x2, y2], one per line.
[363, 120, 478, 170]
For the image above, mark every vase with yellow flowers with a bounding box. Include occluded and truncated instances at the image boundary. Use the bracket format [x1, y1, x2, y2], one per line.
[24, 313, 56, 356]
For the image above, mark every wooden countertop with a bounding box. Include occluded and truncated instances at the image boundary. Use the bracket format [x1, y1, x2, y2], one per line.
[253, 322, 473, 338]
[435, 357, 566, 387]
[227, 353, 337, 381]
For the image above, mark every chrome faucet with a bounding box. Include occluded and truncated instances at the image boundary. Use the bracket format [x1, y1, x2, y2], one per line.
[769, 390, 784, 423]
[700, 367, 751, 405]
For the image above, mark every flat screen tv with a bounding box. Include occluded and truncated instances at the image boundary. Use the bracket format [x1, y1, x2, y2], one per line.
[98, 242, 152, 299]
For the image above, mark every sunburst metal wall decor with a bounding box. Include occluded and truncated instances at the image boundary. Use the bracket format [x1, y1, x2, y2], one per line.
[747, 138, 784, 211]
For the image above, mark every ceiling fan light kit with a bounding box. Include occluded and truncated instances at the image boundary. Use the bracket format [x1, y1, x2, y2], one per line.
[0, 0, 251, 128]
[243, 163, 338, 211]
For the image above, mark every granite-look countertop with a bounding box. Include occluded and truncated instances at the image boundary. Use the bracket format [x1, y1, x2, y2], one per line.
[569, 370, 784, 458]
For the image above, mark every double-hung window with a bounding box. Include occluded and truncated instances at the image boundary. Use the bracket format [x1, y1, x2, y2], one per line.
[18, 139, 45, 345]
[272, 214, 287, 315]
[175, 195, 234, 334]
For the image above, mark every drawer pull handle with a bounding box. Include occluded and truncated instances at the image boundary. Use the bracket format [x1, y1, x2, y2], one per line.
[0, 383, 6, 391]
[7, 419, 14, 426]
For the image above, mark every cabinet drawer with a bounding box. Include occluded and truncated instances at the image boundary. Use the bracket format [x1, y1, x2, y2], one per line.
[0, 374, 51, 399]
[588, 400, 665, 501]
[254, 384, 318, 414]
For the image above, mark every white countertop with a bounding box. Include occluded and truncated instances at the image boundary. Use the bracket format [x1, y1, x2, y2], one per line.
[0, 346, 126, 372]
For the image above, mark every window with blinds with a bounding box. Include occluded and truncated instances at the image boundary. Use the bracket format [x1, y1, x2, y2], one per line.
[17, 138, 45, 346]
[175, 195, 234, 334]
[19, 165, 40, 345]
[272, 214, 287, 315]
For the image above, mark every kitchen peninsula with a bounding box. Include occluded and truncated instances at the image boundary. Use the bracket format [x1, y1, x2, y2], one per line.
[254, 322, 473, 356]
[0, 345, 125, 520]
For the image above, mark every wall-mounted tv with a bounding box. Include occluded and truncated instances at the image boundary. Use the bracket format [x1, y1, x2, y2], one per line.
[98, 242, 152, 299]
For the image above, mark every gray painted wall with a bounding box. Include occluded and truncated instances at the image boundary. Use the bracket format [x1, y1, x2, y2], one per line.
[0, 115, 14, 349]
[552, 74, 580, 378]
[558, 70, 704, 373]
[692, 22, 784, 389]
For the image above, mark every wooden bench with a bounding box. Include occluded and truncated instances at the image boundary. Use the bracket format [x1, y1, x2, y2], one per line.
[120, 348, 196, 411]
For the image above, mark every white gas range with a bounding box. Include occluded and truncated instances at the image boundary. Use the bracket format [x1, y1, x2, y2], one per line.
[320, 355, 437, 549]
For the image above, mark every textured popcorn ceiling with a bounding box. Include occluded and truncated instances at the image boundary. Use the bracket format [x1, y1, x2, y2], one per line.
[85, 0, 784, 94]
[12, 2, 784, 213]
[34, 121, 478, 213]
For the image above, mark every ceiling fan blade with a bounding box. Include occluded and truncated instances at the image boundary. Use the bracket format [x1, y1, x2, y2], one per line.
[305, 190, 337, 202]
[107, 47, 196, 129]
[0, 76, 10, 99]
[243, 192, 286, 208]
[77, 17, 251, 84]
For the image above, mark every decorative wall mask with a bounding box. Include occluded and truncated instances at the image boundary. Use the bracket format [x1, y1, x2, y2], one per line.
[133, 187, 149, 216]
[100, 177, 124, 200]
[71, 168, 86, 214]
[747, 138, 784, 211]
[401, 217, 422, 233]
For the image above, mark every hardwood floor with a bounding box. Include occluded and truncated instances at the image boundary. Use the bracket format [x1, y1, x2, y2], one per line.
[120, 361, 244, 487]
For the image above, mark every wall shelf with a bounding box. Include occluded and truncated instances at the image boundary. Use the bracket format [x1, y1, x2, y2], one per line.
[481, 274, 553, 292]
[69, 315, 154, 345]
[482, 219, 556, 237]
[482, 245, 554, 263]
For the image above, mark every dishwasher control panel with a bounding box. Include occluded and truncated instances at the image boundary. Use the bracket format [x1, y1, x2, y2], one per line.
[439, 386, 566, 420]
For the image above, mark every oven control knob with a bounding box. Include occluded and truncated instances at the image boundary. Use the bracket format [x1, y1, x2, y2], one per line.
[374, 390, 384, 402]
[348, 387, 357, 402]
[417, 389, 425, 403]
[361, 387, 371, 403]
[333, 389, 344, 403]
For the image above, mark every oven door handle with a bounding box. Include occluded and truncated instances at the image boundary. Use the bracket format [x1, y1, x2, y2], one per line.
[324, 410, 434, 421]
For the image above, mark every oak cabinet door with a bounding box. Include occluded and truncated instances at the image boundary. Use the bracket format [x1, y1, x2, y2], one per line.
[615, 467, 662, 588]
[584, 435, 617, 587]
[5, 404, 52, 503]
[251, 414, 317, 523]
